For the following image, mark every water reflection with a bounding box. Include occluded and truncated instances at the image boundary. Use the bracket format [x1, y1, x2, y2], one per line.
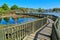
[0, 17, 35, 25]
[17, 18, 24, 24]
[8, 17, 15, 24]
[0, 18, 7, 25]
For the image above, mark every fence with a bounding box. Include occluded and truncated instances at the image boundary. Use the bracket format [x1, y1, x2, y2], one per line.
[0, 17, 47, 40]
[51, 18, 59, 40]
[16, 13, 60, 40]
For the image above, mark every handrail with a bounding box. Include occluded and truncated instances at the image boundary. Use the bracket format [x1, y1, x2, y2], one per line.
[21, 13, 60, 40]
[0, 13, 59, 40]
[54, 18, 58, 29]
[2, 17, 47, 30]
[51, 17, 59, 40]
[23, 13, 60, 40]
[0, 16, 47, 40]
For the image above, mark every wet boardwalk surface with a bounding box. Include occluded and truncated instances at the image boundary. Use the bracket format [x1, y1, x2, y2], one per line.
[23, 18, 54, 40]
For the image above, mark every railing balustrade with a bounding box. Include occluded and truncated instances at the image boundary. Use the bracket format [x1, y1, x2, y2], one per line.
[0, 13, 59, 40]
[0, 17, 47, 40]
[51, 18, 59, 40]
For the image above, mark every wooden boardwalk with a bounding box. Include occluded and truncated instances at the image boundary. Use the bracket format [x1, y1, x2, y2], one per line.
[23, 18, 54, 40]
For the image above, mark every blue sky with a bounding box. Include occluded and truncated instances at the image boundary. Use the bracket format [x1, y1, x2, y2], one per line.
[0, 0, 60, 9]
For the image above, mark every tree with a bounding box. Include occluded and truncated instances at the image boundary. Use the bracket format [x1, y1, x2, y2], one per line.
[0, 8, 4, 12]
[0, 8, 5, 15]
[52, 8, 60, 12]
[38, 8, 43, 12]
[1, 3, 9, 10]
[11, 5, 19, 10]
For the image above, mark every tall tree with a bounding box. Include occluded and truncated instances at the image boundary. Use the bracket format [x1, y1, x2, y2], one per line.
[52, 8, 60, 12]
[11, 5, 19, 10]
[38, 8, 43, 12]
[1, 3, 9, 10]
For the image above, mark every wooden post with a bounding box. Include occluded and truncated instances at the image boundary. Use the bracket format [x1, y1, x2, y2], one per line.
[32, 22, 35, 33]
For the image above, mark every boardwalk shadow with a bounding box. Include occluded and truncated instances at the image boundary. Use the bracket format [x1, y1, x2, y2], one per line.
[39, 33, 50, 37]
[33, 20, 50, 40]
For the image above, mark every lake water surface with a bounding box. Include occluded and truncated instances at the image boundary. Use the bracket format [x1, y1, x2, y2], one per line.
[43, 12, 60, 17]
[0, 18, 35, 25]
[0, 13, 60, 28]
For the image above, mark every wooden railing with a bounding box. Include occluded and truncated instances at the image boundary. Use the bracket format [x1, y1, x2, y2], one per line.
[22, 13, 60, 40]
[51, 18, 59, 40]
[0, 17, 47, 40]
[0, 13, 59, 40]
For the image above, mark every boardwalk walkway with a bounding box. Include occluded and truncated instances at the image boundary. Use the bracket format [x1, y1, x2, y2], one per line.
[23, 18, 54, 40]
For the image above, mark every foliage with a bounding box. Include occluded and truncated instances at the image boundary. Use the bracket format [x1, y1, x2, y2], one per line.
[0, 8, 6, 15]
[0, 3, 60, 14]
[4, 17, 9, 22]
[11, 5, 19, 10]
[38, 8, 44, 12]
[52, 8, 60, 12]
[1, 3, 9, 10]
[0, 8, 4, 12]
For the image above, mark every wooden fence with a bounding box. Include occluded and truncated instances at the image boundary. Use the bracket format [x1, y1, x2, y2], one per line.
[0, 17, 47, 40]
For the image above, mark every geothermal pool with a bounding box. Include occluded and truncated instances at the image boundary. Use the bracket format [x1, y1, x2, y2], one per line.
[0, 17, 35, 25]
